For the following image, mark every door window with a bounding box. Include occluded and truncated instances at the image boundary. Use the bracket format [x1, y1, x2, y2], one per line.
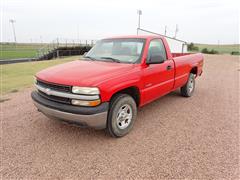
[148, 39, 167, 61]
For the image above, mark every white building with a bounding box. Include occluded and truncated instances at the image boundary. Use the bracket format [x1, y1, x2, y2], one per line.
[138, 28, 188, 53]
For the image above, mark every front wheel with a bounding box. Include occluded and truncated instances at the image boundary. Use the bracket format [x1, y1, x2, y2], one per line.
[107, 94, 137, 137]
[180, 73, 195, 97]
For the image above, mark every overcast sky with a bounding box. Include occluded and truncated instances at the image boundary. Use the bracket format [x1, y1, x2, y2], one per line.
[1, 0, 239, 44]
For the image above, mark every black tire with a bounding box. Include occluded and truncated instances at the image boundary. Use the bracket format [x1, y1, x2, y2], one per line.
[180, 73, 195, 97]
[107, 94, 137, 137]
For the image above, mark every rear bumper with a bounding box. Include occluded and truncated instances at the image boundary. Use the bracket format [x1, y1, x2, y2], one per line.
[31, 91, 108, 129]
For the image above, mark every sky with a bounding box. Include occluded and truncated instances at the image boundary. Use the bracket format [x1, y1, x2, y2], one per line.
[0, 0, 239, 44]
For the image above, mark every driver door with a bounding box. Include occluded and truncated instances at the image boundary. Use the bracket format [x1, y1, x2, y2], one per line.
[142, 39, 175, 105]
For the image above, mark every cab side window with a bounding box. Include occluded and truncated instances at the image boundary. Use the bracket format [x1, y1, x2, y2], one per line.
[148, 39, 167, 61]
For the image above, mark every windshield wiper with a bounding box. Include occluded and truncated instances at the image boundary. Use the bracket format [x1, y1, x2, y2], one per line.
[84, 56, 97, 61]
[100, 57, 121, 63]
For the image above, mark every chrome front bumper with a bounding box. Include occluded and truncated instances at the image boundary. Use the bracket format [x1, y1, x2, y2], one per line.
[31, 91, 108, 129]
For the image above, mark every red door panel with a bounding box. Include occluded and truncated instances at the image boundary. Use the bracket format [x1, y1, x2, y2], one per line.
[141, 60, 174, 105]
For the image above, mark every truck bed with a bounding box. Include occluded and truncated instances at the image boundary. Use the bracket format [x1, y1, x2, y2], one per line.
[172, 53, 193, 58]
[172, 53, 204, 89]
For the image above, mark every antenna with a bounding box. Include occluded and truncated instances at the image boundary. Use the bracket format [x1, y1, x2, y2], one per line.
[174, 24, 178, 39]
[9, 19, 17, 43]
[164, 25, 167, 36]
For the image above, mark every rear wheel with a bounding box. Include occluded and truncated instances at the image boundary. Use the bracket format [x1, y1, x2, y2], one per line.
[180, 73, 195, 97]
[107, 94, 137, 137]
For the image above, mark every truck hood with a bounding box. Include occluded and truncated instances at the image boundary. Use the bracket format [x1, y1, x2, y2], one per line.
[36, 60, 135, 87]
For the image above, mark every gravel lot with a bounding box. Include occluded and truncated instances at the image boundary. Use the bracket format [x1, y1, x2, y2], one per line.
[1, 55, 239, 179]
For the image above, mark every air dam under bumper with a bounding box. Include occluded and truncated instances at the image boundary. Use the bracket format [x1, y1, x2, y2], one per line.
[31, 91, 109, 129]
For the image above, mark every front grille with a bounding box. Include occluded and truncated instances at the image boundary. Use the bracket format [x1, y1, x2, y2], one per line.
[37, 80, 71, 93]
[36, 80, 72, 104]
[38, 90, 71, 104]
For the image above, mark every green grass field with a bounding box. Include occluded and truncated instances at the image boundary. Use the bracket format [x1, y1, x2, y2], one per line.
[1, 42, 239, 60]
[1, 56, 79, 95]
[195, 44, 239, 54]
[0, 43, 46, 59]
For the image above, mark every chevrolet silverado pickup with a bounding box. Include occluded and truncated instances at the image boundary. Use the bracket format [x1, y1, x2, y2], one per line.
[32, 35, 204, 137]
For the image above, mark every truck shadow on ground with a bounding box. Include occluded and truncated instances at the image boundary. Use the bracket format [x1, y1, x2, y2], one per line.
[43, 90, 183, 140]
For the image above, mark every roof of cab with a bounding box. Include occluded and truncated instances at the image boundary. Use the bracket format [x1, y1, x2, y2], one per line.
[104, 34, 187, 43]
[104, 35, 163, 40]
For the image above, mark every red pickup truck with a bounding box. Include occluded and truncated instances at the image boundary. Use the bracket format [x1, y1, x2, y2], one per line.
[32, 35, 203, 137]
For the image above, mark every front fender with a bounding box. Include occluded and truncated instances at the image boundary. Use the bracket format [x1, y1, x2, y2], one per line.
[99, 74, 142, 102]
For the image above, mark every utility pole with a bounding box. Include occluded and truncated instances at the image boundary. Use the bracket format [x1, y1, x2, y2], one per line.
[164, 25, 167, 36]
[77, 25, 80, 44]
[40, 36, 43, 44]
[174, 24, 178, 39]
[9, 19, 17, 43]
[137, 9, 142, 35]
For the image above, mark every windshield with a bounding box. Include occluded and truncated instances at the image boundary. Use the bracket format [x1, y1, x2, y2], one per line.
[85, 38, 145, 63]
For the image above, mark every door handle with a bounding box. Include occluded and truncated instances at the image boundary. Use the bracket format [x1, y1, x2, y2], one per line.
[166, 65, 172, 70]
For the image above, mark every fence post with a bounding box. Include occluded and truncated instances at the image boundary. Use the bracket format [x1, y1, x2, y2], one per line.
[57, 50, 59, 58]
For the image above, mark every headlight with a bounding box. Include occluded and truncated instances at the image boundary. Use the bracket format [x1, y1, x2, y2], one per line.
[71, 99, 101, 106]
[72, 86, 100, 95]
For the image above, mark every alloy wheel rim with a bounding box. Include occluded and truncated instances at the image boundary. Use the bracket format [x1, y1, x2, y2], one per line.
[116, 104, 133, 129]
[189, 78, 194, 93]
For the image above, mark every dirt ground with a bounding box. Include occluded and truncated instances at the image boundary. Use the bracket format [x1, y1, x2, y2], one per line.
[1, 55, 239, 179]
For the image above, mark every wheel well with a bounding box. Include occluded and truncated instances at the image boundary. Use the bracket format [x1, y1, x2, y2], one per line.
[190, 67, 198, 75]
[110, 87, 140, 107]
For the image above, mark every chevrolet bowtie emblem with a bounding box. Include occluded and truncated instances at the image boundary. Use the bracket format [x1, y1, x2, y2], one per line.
[45, 88, 51, 95]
